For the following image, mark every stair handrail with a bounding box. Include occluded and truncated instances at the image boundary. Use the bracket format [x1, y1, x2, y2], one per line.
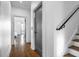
[56, 6, 79, 30]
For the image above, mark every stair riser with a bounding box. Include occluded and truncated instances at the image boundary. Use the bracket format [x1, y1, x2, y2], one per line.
[69, 49, 79, 57]
[74, 36, 79, 39]
[72, 41, 79, 47]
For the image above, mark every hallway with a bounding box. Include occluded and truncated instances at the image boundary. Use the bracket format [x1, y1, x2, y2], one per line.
[1, 1, 79, 57]
[10, 1, 42, 57]
[9, 43, 40, 57]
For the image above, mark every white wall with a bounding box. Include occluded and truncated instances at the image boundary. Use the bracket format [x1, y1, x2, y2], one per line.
[11, 7, 31, 44]
[0, 1, 11, 57]
[43, 1, 79, 57]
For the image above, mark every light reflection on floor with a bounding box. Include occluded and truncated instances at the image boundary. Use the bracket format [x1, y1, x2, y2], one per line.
[14, 34, 25, 50]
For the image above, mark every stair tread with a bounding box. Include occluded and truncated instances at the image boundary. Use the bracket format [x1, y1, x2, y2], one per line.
[73, 39, 79, 42]
[76, 34, 79, 35]
[69, 45, 79, 51]
[64, 53, 75, 57]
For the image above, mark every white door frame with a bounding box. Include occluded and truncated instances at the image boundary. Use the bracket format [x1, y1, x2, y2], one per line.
[11, 15, 27, 45]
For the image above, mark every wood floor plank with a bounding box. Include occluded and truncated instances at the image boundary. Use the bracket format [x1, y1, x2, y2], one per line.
[9, 43, 40, 57]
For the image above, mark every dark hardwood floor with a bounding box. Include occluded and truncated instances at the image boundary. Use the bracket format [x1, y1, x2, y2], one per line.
[9, 43, 40, 57]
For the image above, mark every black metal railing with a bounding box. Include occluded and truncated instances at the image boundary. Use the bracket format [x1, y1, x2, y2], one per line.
[56, 7, 79, 30]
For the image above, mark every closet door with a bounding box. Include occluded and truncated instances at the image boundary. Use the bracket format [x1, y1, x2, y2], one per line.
[35, 5, 42, 56]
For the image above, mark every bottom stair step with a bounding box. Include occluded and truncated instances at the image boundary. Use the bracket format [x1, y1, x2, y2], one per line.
[64, 53, 75, 57]
[69, 45, 79, 56]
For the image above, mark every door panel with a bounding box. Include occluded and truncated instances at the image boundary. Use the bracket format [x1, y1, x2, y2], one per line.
[35, 5, 42, 56]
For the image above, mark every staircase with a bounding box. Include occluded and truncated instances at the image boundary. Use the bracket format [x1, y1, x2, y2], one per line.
[64, 33, 79, 57]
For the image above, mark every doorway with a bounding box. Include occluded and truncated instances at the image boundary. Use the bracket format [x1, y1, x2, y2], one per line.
[10, 15, 40, 57]
[13, 16, 26, 48]
[34, 3, 42, 56]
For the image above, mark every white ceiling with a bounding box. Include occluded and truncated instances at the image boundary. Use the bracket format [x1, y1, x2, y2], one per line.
[11, 1, 31, 10]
